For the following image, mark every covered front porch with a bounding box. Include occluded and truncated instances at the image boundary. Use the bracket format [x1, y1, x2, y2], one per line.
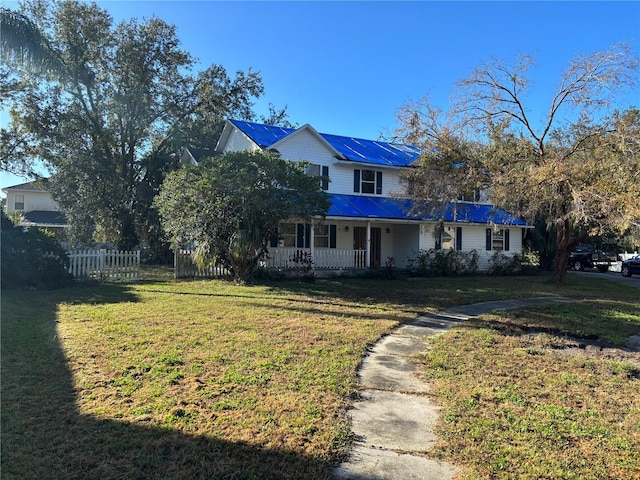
[264, 219, 421, 270]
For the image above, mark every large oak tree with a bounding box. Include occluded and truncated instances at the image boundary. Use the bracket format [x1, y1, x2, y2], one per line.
[1, 1, 272, 253]
[397, 44, 639, 282]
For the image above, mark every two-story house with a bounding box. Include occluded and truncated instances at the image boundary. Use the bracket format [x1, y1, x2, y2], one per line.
[2, 180, 68, 237]
[184, 119, 527, 272]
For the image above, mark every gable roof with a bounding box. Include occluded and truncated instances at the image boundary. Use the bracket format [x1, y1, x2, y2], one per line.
[2, 180, 49, 193]
[269, 124, 342, 158]
[327, 194, 527, 226]
[181, 147, 218, 165]
[225, 119, 420, 167]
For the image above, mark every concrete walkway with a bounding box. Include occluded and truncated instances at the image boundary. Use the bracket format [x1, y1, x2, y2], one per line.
[333, 297, 572, 480]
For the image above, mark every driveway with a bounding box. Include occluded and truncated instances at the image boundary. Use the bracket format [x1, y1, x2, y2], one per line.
[569, 270, 640, 288]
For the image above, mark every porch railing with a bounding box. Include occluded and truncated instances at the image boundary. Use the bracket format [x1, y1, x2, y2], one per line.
[264, 248, 367, 270]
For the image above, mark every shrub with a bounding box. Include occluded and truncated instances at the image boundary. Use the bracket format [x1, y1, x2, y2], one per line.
[385, 256, 396, 280]
[519, 248, 542, 275]
[488, 252, 522, 276]
[412, 249, 479, 276]
[1, 213, 74, 290]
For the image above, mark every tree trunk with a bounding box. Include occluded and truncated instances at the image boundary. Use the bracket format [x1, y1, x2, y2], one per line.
[553, 247, 571, 283]
[552, 219, 572, 283]
[117, 211, 139, 251]
[552, 218, 590, 283]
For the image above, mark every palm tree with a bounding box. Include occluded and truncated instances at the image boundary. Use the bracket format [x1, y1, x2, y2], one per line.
[0, 7, 62, 73]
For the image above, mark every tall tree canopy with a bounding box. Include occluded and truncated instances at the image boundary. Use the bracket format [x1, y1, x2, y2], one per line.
[0, 6, 62, 73]
[0, 0, 277, 252]
[397, 44, 639, 282]
[156, 150, 331, 283]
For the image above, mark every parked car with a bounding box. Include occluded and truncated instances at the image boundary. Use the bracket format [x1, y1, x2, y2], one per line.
[569, 245, 617, 272]
[621, 255, 640, 277]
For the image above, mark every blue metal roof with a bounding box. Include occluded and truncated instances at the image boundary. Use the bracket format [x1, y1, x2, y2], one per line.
[230, 119, 294, 148]
[230, 119, 420, 167]
[327, 194, 527, 225]
[320, 133, 420, 166]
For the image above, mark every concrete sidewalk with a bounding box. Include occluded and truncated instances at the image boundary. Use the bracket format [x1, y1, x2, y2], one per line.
[333, 297, 572, 480]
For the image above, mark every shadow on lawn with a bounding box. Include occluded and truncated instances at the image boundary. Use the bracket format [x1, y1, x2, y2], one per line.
[1, 285, 329, 480]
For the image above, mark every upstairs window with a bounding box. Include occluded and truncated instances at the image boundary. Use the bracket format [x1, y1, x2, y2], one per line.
[354, 169, 382, 195]
[457, 188, 482, 202]
[15, 194, 24, 211]
[305, 164, 329, 191]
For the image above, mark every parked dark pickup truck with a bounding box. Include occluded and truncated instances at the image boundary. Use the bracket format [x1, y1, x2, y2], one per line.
[569, 245, 617, 272]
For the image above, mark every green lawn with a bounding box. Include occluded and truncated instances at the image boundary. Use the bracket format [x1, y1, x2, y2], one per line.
[2, 270, 639, 479]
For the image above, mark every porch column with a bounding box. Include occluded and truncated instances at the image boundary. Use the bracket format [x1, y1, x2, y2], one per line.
[365, 222, 371, 268]
[310, 223, 315, 262]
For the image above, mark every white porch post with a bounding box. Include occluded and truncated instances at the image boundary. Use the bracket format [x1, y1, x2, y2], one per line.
[366, 221, 371, 268]
[310, 223, 315, 262]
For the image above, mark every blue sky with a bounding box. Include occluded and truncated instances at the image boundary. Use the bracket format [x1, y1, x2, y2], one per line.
[2, 1, 639, 192]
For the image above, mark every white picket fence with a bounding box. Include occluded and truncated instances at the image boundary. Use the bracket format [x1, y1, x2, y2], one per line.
[67, 249, 140, 281]
[174, 249, 232, 278]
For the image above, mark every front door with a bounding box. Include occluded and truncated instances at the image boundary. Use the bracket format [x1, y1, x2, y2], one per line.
[353, 227, 381, 267]
[370, 228, 381, 267]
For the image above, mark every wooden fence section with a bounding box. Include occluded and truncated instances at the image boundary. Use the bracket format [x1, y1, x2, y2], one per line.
[174, 249, 231, 279]
[68, 249, 140, 281]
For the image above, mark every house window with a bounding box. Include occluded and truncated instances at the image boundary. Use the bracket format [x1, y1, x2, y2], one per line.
[270, 223, 310, 248]
[315, 224, 330, 248]
[315, 224, 337, 248]
[270, 223, 337, 248]
[354, 169, 382, 195]
[15, 195, 24, 211]
[435, 229, 454, 250]
[486, 228, 510, 252]
[278, 223, 297, 247]
[305, 164, 329, 191]
[457, 188, 481, 202]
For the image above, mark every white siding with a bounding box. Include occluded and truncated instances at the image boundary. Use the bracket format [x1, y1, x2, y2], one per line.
[275, 130, 336, 169]
[221, 127, 259, 153]
[220, 124, 410, 198]
[463, 225, 524, 270]
[331, 163, 406, 197]
[380, 224, 393, 264]
[325, 163, 354, 195]
[418, 224, 438, 251]
[390, 223, 421, 268]
[334, 222, 352, 250]
[417, 224, 525, 272]
[4, 190, 59, 215]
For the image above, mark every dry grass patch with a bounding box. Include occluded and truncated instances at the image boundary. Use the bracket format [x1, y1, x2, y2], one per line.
[419, 299, 640, 479]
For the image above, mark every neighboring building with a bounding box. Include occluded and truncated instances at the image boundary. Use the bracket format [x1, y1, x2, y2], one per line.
[183, 119, 528, 272]
[180, 147, 218, 165]
[2, 180, 68, 237]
